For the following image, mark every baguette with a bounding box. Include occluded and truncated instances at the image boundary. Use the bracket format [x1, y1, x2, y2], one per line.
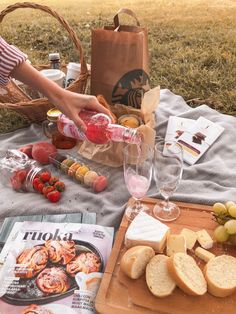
[120, 245, 155, 279]
[167, 252, 207, 296]
[204, 254, 236, 297]
[146, 254, 176, 297]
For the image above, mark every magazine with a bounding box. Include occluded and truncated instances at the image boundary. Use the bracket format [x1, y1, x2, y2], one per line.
[0, 221, 114, 314]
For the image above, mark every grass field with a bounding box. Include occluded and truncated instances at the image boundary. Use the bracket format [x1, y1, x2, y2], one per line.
[1, 0, 236, 115]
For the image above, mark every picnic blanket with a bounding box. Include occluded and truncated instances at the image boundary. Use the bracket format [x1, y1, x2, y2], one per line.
[0, 89, 236, 230]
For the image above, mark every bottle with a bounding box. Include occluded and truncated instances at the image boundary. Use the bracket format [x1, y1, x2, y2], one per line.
[57, 110, 142, 145]
[42, 109, 77, 149]
[49, 53, 61, 69]
[0, 149, 50, 193]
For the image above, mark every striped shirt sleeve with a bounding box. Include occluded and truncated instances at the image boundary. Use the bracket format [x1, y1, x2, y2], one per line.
[0, 36, 26, 86]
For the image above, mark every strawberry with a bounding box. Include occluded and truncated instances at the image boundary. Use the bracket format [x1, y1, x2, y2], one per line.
[49, 176, 59, 186]
[54, 181, 65, 192]
[16, 170, 27, 183]
[47, 190, 61, 202]
[39, 171, 51, 182]
[32, 177, 41, 190]
[37, 183, 45, 193]
[10, 177, 22, 190]
[42, 185, 55, 196]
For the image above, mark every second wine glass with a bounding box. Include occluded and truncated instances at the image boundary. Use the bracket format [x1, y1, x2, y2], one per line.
[153, 140, 183, 222]
[123, 143, 153, 221]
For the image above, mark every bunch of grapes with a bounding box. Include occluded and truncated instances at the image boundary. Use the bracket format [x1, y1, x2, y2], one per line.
[212, 201, 236, 245]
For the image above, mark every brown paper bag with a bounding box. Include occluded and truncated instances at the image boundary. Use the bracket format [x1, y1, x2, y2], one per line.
[77, 87, 160, 167]
[91, 8, 150, 109]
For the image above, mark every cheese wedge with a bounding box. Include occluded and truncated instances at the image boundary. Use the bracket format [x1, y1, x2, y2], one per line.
[180, 228, 197, 250]
[196, 229, 213, 249]
[195, 247, 215, 263]
[167, 234, 186, 256]
[125, 212, 170, 252]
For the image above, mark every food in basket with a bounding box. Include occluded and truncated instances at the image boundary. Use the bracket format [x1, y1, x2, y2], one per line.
[45, 240, 76, 265]
[66, 252, 101, 277]
[167, 252, 207, 296]
[15, 246, 49, 278]
[92, 175, 108, 193]
[120, 245, 155, 279]
[146, 254, 176, 297]
[118, 114, 142, 128]
[75, 165, 90, 182]
[31, 142, 57, 165]
[36, 267, 70, 294]
[68, 162, 81, 177]
[84, 170, 99, 187]
[60, 158, 75, 173]
[204, 255, 236, 297]
[22, 304, 53, 314]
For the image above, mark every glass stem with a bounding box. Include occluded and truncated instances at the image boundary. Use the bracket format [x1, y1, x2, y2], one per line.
[163, 196, 171, 212]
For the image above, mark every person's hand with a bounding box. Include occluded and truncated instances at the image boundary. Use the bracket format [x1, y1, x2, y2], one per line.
[54, 90, 114, 132]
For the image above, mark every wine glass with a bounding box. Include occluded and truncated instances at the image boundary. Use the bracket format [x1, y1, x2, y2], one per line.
[123, 143, 153, 221]
[153, 140, 183, 222]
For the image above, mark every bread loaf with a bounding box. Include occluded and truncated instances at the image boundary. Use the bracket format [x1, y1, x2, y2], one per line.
[167, 252, 207, 296]
[146, 254, 176, 297]
[204, 254, 236, 297]
[120, 246, 155, 279]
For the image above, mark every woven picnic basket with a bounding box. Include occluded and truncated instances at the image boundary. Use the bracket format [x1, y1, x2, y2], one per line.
[0, 2, 89, 133]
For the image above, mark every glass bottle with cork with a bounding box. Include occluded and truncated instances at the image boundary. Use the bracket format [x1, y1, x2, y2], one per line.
[49, 53, 61, 70]
[43, 109, 77, 149]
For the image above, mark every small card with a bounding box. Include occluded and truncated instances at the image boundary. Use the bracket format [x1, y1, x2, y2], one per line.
[177, 117, 224, 165]
[165, 116, 195, 142]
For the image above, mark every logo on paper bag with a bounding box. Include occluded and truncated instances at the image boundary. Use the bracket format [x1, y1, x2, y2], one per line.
[112, 69, 150, 108]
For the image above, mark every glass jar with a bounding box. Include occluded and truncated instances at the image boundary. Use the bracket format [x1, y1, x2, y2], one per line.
[0, 150, 50, 193]
[49, 52, 61, 70]
[42, 108, 77, 149]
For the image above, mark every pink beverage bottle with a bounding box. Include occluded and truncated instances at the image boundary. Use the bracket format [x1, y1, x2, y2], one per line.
[57, 110, 142, 145]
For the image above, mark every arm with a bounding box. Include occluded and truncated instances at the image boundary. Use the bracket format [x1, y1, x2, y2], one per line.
[11, 61, 111, 131]
[0, 36, 112, 131]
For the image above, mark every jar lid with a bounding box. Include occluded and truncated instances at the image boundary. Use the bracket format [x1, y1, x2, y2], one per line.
[49, 53, 60, 61]
[47, 108, 62, 122]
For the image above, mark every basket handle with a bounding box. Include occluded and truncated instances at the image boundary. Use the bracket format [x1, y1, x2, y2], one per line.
[0, 2, 88, 81]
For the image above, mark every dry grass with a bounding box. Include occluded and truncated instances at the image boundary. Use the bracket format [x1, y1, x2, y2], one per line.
[1, 0, 236, 115]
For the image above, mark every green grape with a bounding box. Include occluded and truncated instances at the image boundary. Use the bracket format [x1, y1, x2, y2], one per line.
[228, 205, 236, 218]
[225, 201, 236, 210]
[224, 220, 236, 235]
[213, 225, 229, 242]
[213, 202, 228, 215]
[228, 234, 236, 245]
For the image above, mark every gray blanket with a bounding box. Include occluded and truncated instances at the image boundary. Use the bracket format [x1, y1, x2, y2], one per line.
[0, 89, 236, 230]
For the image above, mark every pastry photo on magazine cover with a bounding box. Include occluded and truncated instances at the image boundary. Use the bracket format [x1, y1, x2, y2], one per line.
[0, 221, 114, 314]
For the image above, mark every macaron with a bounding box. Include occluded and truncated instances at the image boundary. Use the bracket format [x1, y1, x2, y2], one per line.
[68, 162, 81, 177]
[75, 165, 90, 182]
[60, 158, 75, 173]
[92, 175, 108, 193]
[83, 170, 98, 187]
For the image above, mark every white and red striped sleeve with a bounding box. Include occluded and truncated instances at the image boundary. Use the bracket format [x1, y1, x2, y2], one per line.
[0, 36, 26, 86]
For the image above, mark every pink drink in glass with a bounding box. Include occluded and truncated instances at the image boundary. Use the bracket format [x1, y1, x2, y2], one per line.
[125, 170, 150, 199]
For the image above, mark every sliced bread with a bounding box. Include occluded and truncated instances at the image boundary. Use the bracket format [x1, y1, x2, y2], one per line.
[146, 254, 176, 297]
[204, 254, 236, 297]
[120, 245, 155, 279]
[167, 252, 207, 296]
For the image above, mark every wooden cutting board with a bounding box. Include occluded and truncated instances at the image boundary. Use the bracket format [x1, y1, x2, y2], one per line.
[95, 197, 236, 314]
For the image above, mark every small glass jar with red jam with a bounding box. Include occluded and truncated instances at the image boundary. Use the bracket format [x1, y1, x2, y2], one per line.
[42, 108, 77, 149]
